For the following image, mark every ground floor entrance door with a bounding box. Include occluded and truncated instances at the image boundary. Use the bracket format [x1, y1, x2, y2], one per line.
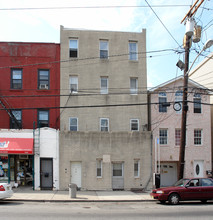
[112, 162, 124, 190]
[71, 162, 82, 189]
[160, 163, 177, 187]
[194, 160, 204, 178]
[40, 158, 53, 190]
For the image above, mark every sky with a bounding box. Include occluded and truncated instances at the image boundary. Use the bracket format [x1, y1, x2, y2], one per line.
[0, 0, 212, 88]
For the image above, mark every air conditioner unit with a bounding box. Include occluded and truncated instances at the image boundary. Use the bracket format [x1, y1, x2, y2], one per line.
[19, 155, 28, 159]
[39, 84, 48, 89]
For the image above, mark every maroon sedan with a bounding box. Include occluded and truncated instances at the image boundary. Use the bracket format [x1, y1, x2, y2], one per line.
[150, 178, 213, 205]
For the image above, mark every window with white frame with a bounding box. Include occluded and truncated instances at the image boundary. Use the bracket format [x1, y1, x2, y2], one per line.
[130, 78, 138, 94]
[130, 119, 139, 131]
[100, 118, 109, 131]
[159, 92, 167, 113]
[100, 40, 109, 59]
[69, 117, 78, 131]
[69, 39, 78, 58]
[38, 69, 49, 89]
[134, 160, 140, 177]
[159, 129, 168, 145]
[11, 69, 22, 89]
[96, 159, 102, 177]
[194, 93, 202, 113]
[175, 128, 181, 146]
[69, 76, 78, 93]
[194, 129, 202, 145]
[100, 77, 108, 94]
[129, 41, 138, 60]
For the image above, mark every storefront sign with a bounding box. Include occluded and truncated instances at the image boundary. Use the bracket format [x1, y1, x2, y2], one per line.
[0, 138, 33, 154]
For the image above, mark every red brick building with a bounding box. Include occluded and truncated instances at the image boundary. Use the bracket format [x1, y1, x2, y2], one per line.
[0, 42, 60, 129]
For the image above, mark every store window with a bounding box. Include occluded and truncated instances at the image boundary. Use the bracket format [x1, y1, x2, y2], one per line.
[0, 156, 9, 183]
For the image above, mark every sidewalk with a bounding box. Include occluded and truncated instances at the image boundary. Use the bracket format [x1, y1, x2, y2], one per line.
[8, 187, 154, 202]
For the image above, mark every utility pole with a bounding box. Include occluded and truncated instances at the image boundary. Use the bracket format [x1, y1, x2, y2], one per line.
[178, 34, 190, 180]
[178, 0, 204, 180]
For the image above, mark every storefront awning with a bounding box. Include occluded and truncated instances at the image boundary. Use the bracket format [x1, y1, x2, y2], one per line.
[0, 138, 33, 155]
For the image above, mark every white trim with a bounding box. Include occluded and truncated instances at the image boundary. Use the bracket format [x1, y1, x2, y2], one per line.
[100, 118, 109, 132]
[69, 117, 78, 131]
[130, 119, 139, 131]
[134, 160, 140, 178]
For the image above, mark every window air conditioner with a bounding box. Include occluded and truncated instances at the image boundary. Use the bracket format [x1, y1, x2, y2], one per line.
[39, 84, 48, 89]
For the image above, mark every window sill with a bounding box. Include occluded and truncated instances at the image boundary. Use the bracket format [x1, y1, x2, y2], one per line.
[10, 89, 23, 91]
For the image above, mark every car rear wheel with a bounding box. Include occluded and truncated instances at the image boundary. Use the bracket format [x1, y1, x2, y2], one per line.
[168, 193, 180, 205]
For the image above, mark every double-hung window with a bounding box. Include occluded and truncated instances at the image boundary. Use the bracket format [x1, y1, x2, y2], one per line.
[38, 70, 49, 89]
[129, 41, 138, 60]
[134, 160, 140, 177]
[194, 93, 201, 113]
[69, 117, 78, 131]
[96, 160, 102, 178]
[130, 78, 138, 94]
[70, 76, 78, 93]
[159, 129, 168, 145]
[159, 92, 167, 112]
[100, 77, 108, 94]
[100, 40, 109, 59]
[11, 69, 22, 89]
[175, 129, 181, 146]
[100, 118, 109, 131]
[38, 110, 49, 128]
[10, 110, 22, 129]
[69, 39, 78, 58]
[194, 129, 202, 145]
[130, 119, 139, 131]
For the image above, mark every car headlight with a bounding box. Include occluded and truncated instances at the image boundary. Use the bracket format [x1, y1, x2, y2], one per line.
[156, 190, 164, 194]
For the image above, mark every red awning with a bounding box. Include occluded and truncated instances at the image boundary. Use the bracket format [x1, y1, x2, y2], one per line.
[0, 138, 33, 155]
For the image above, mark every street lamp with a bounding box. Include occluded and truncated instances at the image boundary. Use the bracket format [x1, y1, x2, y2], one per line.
[188, 39, 213, 76]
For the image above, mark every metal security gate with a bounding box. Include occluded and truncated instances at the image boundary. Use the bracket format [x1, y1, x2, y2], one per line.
[112, 162, 124, 190]
[40, 158, 53, 190]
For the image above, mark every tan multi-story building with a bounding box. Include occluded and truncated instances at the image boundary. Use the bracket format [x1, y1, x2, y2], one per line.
[59, 26, 151, 190]
[150, 76, 212, 187]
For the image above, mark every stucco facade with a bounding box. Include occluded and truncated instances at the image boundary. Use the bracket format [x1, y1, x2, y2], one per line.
[189, 53, 213, 170]
[59, 27, 151, 190]
[150, 76, 211, 186]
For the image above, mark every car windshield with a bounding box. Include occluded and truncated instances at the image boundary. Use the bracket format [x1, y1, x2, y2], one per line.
[173, 179, 190, 187]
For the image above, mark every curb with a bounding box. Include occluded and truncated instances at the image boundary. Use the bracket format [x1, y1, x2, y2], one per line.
[6, 199, 155, 203]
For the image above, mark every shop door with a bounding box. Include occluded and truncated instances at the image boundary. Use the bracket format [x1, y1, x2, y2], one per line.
[112, 162, 124, 190]
[71, 162, 82, 189]
[40, 158, 53, 190]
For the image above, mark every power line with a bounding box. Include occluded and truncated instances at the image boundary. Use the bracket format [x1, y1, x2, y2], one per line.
[0, 100, 211, 111]
[0, 48, 180, 70]
[0, 5, 192, 11]
[145, 0, 181, 48]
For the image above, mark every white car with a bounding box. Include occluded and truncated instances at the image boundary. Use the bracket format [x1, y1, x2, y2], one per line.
[0, 183, 13, 199]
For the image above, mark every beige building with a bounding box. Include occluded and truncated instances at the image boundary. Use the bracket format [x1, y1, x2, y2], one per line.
[59, 26, 151, 190]
[150, 76, 211, 187]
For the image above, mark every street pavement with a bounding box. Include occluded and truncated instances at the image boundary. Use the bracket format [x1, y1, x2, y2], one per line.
[7, 186, 154, 202]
